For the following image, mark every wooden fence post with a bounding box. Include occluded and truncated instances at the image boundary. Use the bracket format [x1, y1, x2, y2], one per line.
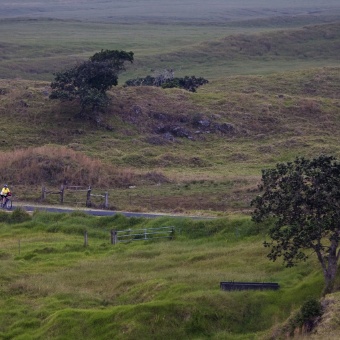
[60, 185, 64, 204]
[104, 192, 109, 209]
[111, 229, 117, 245]
[84, 231, 88, 247]
[86, 186, 91, 207]
[170, 227, 175, 240]
[41, 186, 46, 200]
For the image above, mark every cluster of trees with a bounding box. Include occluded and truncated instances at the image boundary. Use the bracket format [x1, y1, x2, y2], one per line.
[50, 52, 208, 115]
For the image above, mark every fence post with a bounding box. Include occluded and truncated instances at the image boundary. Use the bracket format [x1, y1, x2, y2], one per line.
[111, 229, 117, 245]
[86, 186, 91, 207]
[170, 227, 175, 240]
[104, 192, 109, 209]
[41, 186, 46, 200]
[235, 227, 240, 238]
[84, 230, 88, 247]
[60, 185, 64, 204]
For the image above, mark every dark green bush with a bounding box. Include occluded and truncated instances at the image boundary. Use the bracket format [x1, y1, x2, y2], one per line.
[125, 75, 208, 92]
[300, 298, 323, 321]
[0, 211, 10, 223]
[288, 298, 323, 334]
[10, 208, 31, 224]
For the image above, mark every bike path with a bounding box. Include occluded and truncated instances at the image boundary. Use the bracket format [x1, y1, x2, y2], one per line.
[16, 203, 212, 220]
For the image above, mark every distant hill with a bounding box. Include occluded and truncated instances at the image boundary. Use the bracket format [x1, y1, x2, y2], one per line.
[130, 22, 340, 79]
[1, 0, 340, 22]
[0, 19, 339, 80]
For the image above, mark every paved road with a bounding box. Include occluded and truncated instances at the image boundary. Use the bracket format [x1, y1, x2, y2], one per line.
[17, 204, 212, 220]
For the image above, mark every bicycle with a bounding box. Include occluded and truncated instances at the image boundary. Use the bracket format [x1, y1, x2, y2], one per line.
[2, 196, 12, 210]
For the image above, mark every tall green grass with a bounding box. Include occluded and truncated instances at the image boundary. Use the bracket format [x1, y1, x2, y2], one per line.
[0, 210, 327, 339]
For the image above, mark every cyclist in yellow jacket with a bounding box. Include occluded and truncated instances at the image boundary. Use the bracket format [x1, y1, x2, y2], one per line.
[1, 184, 11, 206]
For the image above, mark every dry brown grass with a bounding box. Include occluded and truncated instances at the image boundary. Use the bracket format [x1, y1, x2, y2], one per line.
[0, 145, 167, 189]
[308, 293, 340, 340]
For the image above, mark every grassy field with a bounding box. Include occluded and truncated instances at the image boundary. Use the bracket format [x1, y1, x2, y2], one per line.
[0, 1, 340, 80]
[0, 210, 331, 339]
[1, 2, 340, 338]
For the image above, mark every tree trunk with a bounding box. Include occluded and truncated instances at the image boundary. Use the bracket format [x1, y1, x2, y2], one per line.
[322, 242, 339, 295]
[323, 267, 337, 295]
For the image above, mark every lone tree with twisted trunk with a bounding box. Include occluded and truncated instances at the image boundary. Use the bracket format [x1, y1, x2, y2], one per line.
[50, 49, 133, 117]
[251, 155, 340, 295]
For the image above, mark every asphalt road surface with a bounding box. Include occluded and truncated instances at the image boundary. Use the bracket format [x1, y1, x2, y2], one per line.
[16, 204, 211, 220]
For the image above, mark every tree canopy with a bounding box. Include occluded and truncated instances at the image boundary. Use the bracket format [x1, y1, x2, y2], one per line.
[50, 49, 133, 116]
[251, 155, 340, 294]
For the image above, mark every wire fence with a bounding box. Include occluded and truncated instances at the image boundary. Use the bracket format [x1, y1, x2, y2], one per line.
[111, 226, 175, 244]
[12, 226, 176, 255]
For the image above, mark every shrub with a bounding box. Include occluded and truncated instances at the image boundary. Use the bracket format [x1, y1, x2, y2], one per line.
[10, 208, 31, 224]
[288, 298, 323, 334]
[300, 298, 323, 326]
[0, 211, 10, 223]
[125, 75, 209, 92]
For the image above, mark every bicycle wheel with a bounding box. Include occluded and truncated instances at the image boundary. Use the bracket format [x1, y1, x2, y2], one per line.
[5, 199, 12, 210]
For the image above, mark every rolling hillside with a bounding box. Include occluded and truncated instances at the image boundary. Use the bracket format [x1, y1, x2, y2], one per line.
[0, 6, 340, 81]
[0, 65, 339, 213]
[0, 22, 339, 213]
[1, 2, 340, 339]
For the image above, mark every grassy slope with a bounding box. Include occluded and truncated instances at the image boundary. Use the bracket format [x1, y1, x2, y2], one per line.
[0, 211, 328, 339]
[0, 64, 339, 214]
[0, 4, 340, 338]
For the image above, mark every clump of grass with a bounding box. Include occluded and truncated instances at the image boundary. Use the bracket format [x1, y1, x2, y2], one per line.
[10, 208, 31, 224]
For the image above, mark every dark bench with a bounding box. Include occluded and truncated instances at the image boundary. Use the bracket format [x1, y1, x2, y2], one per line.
[220, 281, 280, 291]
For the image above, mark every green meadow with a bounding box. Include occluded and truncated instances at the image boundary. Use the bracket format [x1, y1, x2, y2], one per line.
[0, 210, 328, 339]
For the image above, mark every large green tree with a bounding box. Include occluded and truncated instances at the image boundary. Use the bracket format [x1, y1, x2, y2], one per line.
[251, 155, 340, 294]
[50, 50, 133, 116]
